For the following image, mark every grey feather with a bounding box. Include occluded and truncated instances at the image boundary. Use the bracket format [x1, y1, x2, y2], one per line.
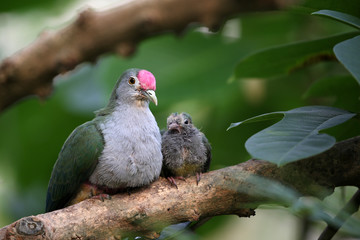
[89, 102, 162, 188]
[90, 68, 162, 188]
[46, 68, 162, 212]
[161, 112, 211, 178]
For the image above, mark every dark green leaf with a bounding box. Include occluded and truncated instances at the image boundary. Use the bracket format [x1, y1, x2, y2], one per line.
[303, 75, 360, 112]
[0, 0, 72, 13]
[312, 10, 360, 30]
[230, 106, 356, 166]
[334, 36, 360, 85]
[233, 32, 358, 79]
[303, 75, 358, 98]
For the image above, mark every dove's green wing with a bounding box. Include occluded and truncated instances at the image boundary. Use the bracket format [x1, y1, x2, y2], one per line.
[45, 120, 104, 212]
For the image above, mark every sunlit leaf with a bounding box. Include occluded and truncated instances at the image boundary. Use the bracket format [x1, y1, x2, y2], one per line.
[228, 106, 356, 165]
[244, 176, 360, 237]
[334, 36, 360, 85]
[233, 32, 358, 79]
[312, 10, 360, 29]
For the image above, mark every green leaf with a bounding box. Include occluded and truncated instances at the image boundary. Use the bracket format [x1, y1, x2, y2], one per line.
[312, 10, 360, 30]
[233, 32, 358, 79]
[229, 106, 356, 166]
[227, 112, 283, 130]
[302, 0, 360, 18]
[334, 36, 360, 85]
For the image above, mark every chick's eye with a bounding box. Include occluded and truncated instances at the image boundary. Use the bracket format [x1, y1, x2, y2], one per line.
[128, 77, 136, 85]
[184, 120, 189, 124]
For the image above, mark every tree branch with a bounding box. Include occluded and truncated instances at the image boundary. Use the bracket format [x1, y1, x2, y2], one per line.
[0, 0, 296, 111]
[1, 136, 360, 239]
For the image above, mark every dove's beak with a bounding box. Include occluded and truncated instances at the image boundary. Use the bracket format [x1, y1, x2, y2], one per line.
[143, 89, 158, 106]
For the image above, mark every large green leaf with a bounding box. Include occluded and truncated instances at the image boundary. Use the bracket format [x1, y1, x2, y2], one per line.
[228, 106, 356, 166]
[227, 112, 283, 130]
[302, 0, 360, 18]
[334, 36, 360, 85]
[312, 10, 360, 30]
[233, 32, 358, 79]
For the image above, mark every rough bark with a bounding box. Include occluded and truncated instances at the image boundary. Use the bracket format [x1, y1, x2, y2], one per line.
[0, 0, 296, 111]
[1, 136, 359, 239]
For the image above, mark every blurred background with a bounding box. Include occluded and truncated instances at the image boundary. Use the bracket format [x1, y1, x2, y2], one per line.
[0, 0, 359, 239]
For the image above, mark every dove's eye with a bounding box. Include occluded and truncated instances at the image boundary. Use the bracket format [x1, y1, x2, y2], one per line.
[128, 77, 136, 85]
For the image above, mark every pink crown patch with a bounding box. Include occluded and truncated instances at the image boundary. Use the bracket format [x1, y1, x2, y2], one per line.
[138, 70, 156, 90]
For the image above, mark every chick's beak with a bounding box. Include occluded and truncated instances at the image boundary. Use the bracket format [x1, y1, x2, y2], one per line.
[143, 89, 158, 106]
[168, 122, 181, 133]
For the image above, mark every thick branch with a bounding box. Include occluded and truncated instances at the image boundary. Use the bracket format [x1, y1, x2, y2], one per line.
[0, 0, 295, 111]
[1, 136, 360, 239]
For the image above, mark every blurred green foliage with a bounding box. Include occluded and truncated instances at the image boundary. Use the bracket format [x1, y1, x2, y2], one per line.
[0, 0, 359, 239]
[0, 0, 72, 13]
[229, 6, 360, 167]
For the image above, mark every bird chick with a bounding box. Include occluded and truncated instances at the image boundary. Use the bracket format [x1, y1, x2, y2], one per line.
[161, 112, 211, 188]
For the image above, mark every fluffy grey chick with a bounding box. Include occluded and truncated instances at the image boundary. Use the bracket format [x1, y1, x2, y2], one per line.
[161, 112, 211, 188]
